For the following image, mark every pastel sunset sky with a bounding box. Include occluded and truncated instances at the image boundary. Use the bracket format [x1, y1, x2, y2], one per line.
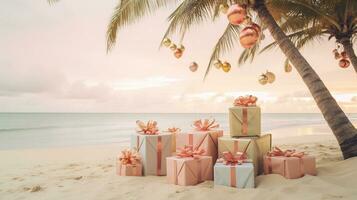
[0, 0, 356, 113]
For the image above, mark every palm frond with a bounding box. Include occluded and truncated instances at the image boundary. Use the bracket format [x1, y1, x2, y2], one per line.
[106, 0, 178, 52]
[161, 0, 216, 46]
[203, 24, 240, 79]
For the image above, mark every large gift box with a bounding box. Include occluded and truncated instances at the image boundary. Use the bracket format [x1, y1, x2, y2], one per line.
[218, 134, 271, 176]
[176, 119, 223, 163]
[214, 163, 254, 188]
[229, 106, 261, 137]
[116, 149, 142, 176]
[229, 95, 261, 137]
[263, 147, 317, 179]
[131, 120, 172, 176]
[166, 146, 213, 186]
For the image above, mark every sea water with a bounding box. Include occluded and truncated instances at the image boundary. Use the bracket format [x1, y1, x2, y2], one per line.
[0, 113, 356, 150]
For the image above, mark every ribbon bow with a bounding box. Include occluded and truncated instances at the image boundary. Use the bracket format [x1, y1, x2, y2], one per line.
[267, 147, 305, 158]
[217, 151, 249, 165]
[233, 95, 258, 107]
[136, 120, 159, 135]
[118, 149, 141, 165]
[167, 127, 181, 133]
[176, 145, 205, 159]
[192, 118, 219, 131]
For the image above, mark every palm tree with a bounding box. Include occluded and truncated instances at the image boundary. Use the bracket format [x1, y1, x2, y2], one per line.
[248, 0, 357, 73]
[106, 0, 357, 159]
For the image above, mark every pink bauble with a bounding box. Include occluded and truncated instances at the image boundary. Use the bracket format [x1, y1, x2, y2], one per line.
[227, 4, 247, 25]
[239, 26, 259, 48]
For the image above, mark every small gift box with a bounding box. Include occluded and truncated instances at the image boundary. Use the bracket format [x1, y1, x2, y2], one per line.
[263, 147, 317, 179]
[214, 152, 254, 188]
[218, 134, 271, 176]
[166, 146, 213, 186]
[166, 127, 181, 153]
[229, 95, 261, 137]
[116, 149, 142, 176]
[176, 119, 223, 163]
[131, 120, 172, 176]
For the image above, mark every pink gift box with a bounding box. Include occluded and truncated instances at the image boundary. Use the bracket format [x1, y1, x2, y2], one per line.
[176, 130, 223, 163]
[116, 163, 142, 176]
[263, 155, 317, 179]
[166, 156, 213, 186]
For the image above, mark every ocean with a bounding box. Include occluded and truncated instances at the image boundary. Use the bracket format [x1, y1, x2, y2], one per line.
[0, 113, 356, 150]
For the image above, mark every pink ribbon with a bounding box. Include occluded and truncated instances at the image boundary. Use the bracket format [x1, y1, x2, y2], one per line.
[118, 149, 141, 165]
[233, 95, 258, 107]
[192, 119, 219, 131]
[217, 151, 249, 165]
[267, 147, 305, 158]
[176, 145, 205, 159]
[136, 120, 159, 135]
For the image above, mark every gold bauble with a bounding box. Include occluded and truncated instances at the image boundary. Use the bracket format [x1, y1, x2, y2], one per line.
[214, 60, 223, 69]
[222, 61, 231, 72]
[265, 71, 276, 83]
[258, 74, 269, 85]
[219, 3, 229, 14]
[169, 43, 177, 51]
[189, 62, 198, 72]
[285, 63, 292, 73]
[162, 38, 171, 47]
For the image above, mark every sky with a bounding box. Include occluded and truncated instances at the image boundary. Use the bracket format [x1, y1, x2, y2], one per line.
[0, 0, 356, 113]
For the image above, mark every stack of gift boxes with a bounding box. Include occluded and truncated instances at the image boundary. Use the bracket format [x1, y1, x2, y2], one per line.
[116, 95, 317, 188]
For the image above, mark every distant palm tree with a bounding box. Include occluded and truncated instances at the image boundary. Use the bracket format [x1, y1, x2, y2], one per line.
[105, 0, 357, 159]
[243, 0, 357, 73]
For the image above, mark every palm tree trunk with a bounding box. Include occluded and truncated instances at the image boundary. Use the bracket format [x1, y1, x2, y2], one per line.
[340, 38, 357, 73]
[254, 0, 357, 159]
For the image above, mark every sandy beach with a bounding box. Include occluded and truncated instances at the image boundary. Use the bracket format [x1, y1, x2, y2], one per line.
[1, 124, 357, 200]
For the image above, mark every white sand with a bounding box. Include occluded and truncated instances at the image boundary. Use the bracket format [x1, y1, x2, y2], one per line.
[1, 124, 357, 200]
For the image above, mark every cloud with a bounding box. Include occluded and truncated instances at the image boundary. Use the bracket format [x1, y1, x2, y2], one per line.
[0, 65, 66, 95]
[112, 76, 181, 91]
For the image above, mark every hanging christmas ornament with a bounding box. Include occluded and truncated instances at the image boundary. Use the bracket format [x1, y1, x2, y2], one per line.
[340, 51, 348, 58]
[222, 61, 231, 72]
[162, 38, 171, 47]
[177, 44, 185, 52]
[239, 25, 260, 48]
[227, 4, 247, 25]
[333, 49, 341, 60]
[258, 74, 269, 85]
[189, 62, 198, 72]
[214, 60, 223, 69]
[169, 43, 177, 51]
[339, 58, 350, 68]
[285, 63, 292, 73]
[174, 49, 183, 59]
[265, 71, 276, 83]
[250, 23, 262, 35]
[219, 3, 229, 14]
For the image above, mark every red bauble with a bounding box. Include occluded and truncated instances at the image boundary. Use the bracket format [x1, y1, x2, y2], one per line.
[174, 49, 183, 59]
[239, 26, 260, 48]
[227, 4, 247, 25]
[339, 58, 350, 68]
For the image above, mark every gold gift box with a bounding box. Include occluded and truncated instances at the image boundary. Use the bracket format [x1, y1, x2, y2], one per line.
[229, 106, 261, 137]
[218, 134, 271, 176]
